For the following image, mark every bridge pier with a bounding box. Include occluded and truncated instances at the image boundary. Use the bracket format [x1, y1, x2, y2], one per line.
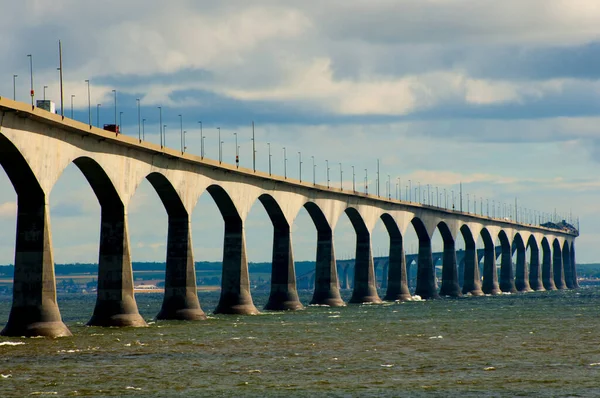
[88, 210, 147, 327]
[1, 197, 71, 338]
[310, 230, 345, 306]
[528, 246, 545, 291]
[481, 245, 501, 294]
[264, 225, 303, 311]
[542, 245, 557, 290]
[462, 244, 483, 296]
[571, 244, 579, 288]
[383, 237, 411, 301]
[499, 242, 517, 293]
[214, 223, 259, 314]
[553, 243, 567, 290]
[156, 217, 206, 320]
[349, 234, 381, 304]
[415, 236, 439, 299]
[515, 245, 533, 292]
[439, 239, 461, 297]
[563, 246, 574, 289]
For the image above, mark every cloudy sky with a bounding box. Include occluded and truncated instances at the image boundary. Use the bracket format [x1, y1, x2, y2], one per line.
[1, 0, 599, 267]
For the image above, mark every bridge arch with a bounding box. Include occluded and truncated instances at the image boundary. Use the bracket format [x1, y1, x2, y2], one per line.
[380, 213, 411, 301]
[303, 201, 344, 306]
[552, 238, 567, 289]
[0, 133, 71, 337]
[562, 240, 574, 289]
[203, 183, 258, 314]
[436, 221, 460, 297]
[513, 233, 532, 292]
[459, 224, 483, 296]
[344, 207, 381, 304]
[526, 235, 544, 291]
[480, 228, 500, 294]
[498, 230, 517, 293]
[411, 216, 439, 299]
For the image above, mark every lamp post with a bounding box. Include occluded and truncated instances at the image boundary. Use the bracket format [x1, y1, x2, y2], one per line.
[164, 125, 167, 147]
[268, 143, 272, 175]
[96, 103, 101, 127]
[136, 98, 141, 140]
[409, 180, 412, 202]
[119, 111, 123, 134]
[112, 89, 117, 126]
[178, 114, 183, 153]
[326, 160, 330, 188]
[12, 75, 17, 100]
[217, 127, 221, 163]
[198, 121, 203, 158]
[43, 85, 48, 101]
[27, 54, 34, 107]
[142, 119, 146, 140]
[340, 163, 343, 190]
[388, 175, 391, 199]
[234, 132, 239, 167]
[251, 121, 256, 172]
[451, 190, 455, 210]
[352, 166, 355, 192]
[84, 80, 91, 125]
[311, 156, 315, 184]
[183, 131, 187, 153]
[70, 94, 75, 118]
[377, 159, 380, 197]
[298, 152, 302, 182]
[158, 106, 163, 147]
[283, 147, 287, 178]
[364, 169, 368, 194]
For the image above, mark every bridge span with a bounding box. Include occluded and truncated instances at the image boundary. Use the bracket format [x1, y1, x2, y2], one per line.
[0, 97, 578, 337]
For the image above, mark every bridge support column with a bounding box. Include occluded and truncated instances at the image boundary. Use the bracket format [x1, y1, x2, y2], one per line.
[349, 234, 381, 304]
[553, 245, 567, 290]
[264, 225, 303, 311]
[571, 244, 579, 288]
[462, 244, 483, 296]
[310, 230, 345, 306]
[88, 210, 147, 327]
[439, 240, 461, 297]
[384, 237, 411, 301]
[1, 197, 71, 337]
[415, 236, 439, 299]
[499, 245, 517, 293]
[528, 246, 544, 291]
[214, 223, 259, 314]
[515, 247, 532, 292]
[156, 217, 205, 320]
[542, 246, 557, 290]
[563, 247, 574, 289]
[481, 245, 500, 294]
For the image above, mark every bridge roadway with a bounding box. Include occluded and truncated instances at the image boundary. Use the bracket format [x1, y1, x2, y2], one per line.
[0, 97, 578, 337]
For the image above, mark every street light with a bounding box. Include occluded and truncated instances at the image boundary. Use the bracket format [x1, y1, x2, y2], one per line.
[409, 180, 412, 202]
[183, 131, 187, 153]
[388, 175, 391, 199]
[96, 103, 101, 127]
[283, 147, 287, 178]
[217, 127, 221, 163]
[142, 118, 146, 140]
[43, 85, 48, 101]
[198, 121, 203, 158]
[326, 160, 330, 188]
[112, 89, 117, 126]
[12, 75, 17, 100]
[340, 163, 343, 190]
[352, 165, 355, 192]
[164, 125, 167, 147]
[268, 143, 272, 175]
[136, 99, 141, 141]
[158, 106, 163, 147]
[298, 152, 302, 182]
[364, 169, 368, 194]
[311, 156, 315, 184]
[85, 80, 91, 126]
[119, 111, 123, 134]
[179, 114, 183, 153]
[70, 94, 75, 118]
[27, 54, 34, 107]
[234, 132, 239, 167]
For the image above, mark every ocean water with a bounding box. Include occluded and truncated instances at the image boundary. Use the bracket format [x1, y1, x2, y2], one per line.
[0, 288, 599, 397]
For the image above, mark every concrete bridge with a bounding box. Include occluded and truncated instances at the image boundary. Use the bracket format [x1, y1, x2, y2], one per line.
[0, 97, 578, 337]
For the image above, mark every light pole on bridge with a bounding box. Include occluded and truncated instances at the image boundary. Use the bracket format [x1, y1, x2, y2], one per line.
[352, 166, 355, 192]
[27, 54, 34, 108]
[12, 75, 17, 100]
[137, 99, 141, 141]
[142, 119, 146, 140]
[43, 85, 48, 101]
[70, 94, 75, 119]
[158, 106, 163, 148]
[85, 80, 91, 126]
[268, 143, 272, 176]
[283, 147, 287, 179]
[112, 89, 117, 127]
[298, 151, 302, 182]
[198, 121, 203, 159]
[96, 103, 101, 127]
[217, 127, 221, 163]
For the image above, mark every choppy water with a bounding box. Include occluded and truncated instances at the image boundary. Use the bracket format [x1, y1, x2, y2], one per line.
[0, 288, 599, 397]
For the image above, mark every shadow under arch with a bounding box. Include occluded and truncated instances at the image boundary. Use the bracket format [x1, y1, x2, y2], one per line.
[344, 207, 381, 304]
[70, 156, 147, 328]
[380, 213, 411, 301]
[141, 172, 206, 321]
[562, 241, 574, 289]
[459, 224, 484, 296]
[480, 228, 501, 295]
[541, 237, 557, 290]
[255, 193, 303, 311]
[513, 233, 533, 292]
[205, 184, 258, 315]
[303, 201, 344, 306]
[498, 230, 517, 293]
[0, 133, 71, 337]
[436, 221, 460, 297]
[411, 217, 439, 299]
[526, 235, 544, 291]
[552, 238, 567, 289]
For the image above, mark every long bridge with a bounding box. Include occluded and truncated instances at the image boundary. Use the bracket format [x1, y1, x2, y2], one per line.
[0, 97, 578, 337]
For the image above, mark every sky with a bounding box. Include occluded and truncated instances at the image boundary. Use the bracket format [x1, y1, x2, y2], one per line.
[0, 0, 599, 267]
